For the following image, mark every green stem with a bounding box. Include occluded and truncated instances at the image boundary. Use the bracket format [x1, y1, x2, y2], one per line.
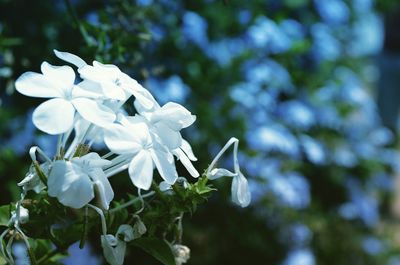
[79, 206, 89, 249]
[176, 212, 184, 244]
[109, 191, 155, 214]
[33, 161, 47, 186]
[37, 248, 62, 264]
[151, 181, 169, 202]
[63, 0, 94, 47]
[26, 245, 38, 265]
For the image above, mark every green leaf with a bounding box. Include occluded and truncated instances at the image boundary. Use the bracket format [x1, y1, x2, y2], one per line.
[0, 205, 10, 227]
[51, 223, 83, 247]
[283, 0, 309, 8]
[132, 238, 176, 265]
[0, 255, 7, 265]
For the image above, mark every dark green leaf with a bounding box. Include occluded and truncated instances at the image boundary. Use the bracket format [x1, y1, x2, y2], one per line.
[0, 205, 10, 227]
[132, 237, 176, 265]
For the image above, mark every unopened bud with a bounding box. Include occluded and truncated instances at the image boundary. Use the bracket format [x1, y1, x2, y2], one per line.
[11, 206, 29, 224]
[173, 244, 190, 265]
[133, 216, 147, 239]
[117, 224, 134, 242]
[102, 234, 118, 247]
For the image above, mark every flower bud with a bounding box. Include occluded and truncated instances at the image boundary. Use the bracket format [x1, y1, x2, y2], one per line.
[117, 224, 134, 242]
[11, 206, 29, 224]
[173, 244, 190, 265]
[133, 218, 147, 239]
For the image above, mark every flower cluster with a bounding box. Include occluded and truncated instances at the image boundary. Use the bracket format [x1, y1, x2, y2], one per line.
[1, 50, 251, 265]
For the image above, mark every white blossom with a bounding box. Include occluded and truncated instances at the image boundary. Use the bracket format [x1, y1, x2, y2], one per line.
[15, 62, 116, 134]
[17, 164, 47, 193]
[54, 49, 154, 107]
[206, 137, 251, 207]
[104, 115, 178, 190]
[101, 224, 134, 265]
[135, 94, 199, 178]
[48, 153, 114, 209]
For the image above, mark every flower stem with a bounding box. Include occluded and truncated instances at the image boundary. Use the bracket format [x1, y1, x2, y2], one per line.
[101, 152, 114, 159]
[88, 204, 107, 235]
[104, 162, 130, 178]
[63, 0, 95, 47]
[79, 206, 89, 249]
[206, 137, 238, 175]
[37, 248, 62, 264]
[109, 191, 155, 214]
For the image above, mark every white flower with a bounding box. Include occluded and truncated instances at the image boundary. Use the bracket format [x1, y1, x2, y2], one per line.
[54, 49, 87, 69]
[101, 224, 134, 265]
[104, 115, 178, 190]
[206, 137, 251, 208]
[48, 153, 114, 209]
[135, 94, 199, 178]
[17, 164, 47, 193]
[55, 50, 154, 106]
[101, 234, 126, 265]
[117, 224, 135, 241]
[172, 139, 199, 178]
[15, 62, 116, 134]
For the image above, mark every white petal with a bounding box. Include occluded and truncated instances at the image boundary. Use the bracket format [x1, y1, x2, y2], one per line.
[132, 90, 154, 109]
[174, 148, 199, 178]
[128, 150, 154, 190]
[72, 98, 116, 127]
[159, 181, 172, 191]
[150, 149, 178, 184]
[116, 224, 134, 242]
[47, 161, 65, 197]
[74, 152, 112, 168]
[208, 168, 236, 180]
[79, 63, 127, 100]
[33, 98, 75, 134]
[53, 49, 87, 68]
[103, 234, 118, 247]
[92, 61, 121, 76]
[101, 82, 127, 101]
[121, 115, 153, 146]
[128, 81, 156, 110]
[48, 161, 94, 209]
[181, 139, 197, 161]
[40, 62, 75, 92]
[90, 168, 114, 210]
[104, 124, 143, 154]
[72, 80, 104, 99]
[151, 102, 196, 130]
[231, 172, 251, 208]
[15, 72, 64, 98]
[153, 122, 182, 150]
[101, 235, 126, 265]
[79, 64, 116, 81]
[134, 89, 160, 115]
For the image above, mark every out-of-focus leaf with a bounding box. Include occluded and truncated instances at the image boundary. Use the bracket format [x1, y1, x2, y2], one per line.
[0, 205, 10, 227]
[132, 237, 176, 265]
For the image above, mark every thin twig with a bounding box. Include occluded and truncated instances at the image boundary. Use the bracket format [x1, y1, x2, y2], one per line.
[109, 191, 155, 214]
[63, 0, 94, 47]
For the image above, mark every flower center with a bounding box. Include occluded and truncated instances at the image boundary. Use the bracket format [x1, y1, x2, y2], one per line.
[114, 78, 122, 86]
